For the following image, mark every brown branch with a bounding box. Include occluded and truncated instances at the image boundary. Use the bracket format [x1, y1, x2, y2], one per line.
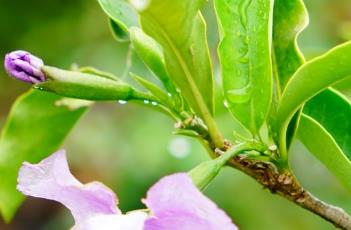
[227, 154, 351, 230]
[183, 117, 351, 229]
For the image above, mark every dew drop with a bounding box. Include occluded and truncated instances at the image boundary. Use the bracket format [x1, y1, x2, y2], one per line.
[239, 56, 249, 63]
[151, 101, 158, 106]
[130, 0, 150, 11]
[167, 93, 172, 97]
[33, 85, 43, 90]
[226, 85, 252, 104]
[245, 36, 250, 44]
[224, 101, 229, 108]
[118, 100, 127, 105]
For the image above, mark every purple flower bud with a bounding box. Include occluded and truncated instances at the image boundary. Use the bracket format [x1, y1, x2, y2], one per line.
[4, 50, 45, 84]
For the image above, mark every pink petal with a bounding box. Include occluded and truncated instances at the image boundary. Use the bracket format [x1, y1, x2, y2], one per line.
[17, 150, 120, 224]
[143, 173, 237, 230]
[73, 211, 148, 230]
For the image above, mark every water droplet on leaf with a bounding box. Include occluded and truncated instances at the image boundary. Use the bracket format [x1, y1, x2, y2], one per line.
[224, 101, 229, 108]
[239, 56, 249, 63]
[118, 100, 127, 105]
[130, 0, 150, 11]
[226, 85, 252, 104]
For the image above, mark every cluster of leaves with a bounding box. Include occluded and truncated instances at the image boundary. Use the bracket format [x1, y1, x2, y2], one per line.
[97, 0, 351, 192]
[1, 0, 351, 224]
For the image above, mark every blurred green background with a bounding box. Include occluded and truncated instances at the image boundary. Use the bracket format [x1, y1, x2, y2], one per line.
[1, 0, 351, 229]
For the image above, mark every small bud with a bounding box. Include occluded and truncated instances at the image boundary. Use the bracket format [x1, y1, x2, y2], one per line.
[188, 160, 223, 191]
[188, 143, 252, 190]
[189, 143, 255, 190]
[4, 50, 45, 84]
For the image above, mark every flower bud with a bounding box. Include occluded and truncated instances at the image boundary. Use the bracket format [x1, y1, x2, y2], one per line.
[4, 50, 45, 84]
[188, 160, 223, 191]
[188, 143, 258, 190]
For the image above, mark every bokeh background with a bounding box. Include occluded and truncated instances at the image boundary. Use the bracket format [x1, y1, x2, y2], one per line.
[1, 0, 351, 229]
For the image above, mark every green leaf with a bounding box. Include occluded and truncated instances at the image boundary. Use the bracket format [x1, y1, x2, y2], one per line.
[109, 19, 129, 42]
[135, 0, 215, 118]
[97, 0, 138, 41]
[131, 73, 183, 119]
[0, 90, 88, 222]
[79, 66, 120, 81]
[271, 0, 308, 148]
[276, 41, 351, 158]
[40, 66, 154, 102]
[131, 72, 170, 106]
[297, 114, 351, 192]
[129, 27, 178, 96]
[272, 0, 308, 90]
[214, 0, 273, 135]
[303, 89, 351, 159]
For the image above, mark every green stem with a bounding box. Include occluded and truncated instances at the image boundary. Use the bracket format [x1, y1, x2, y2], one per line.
[203, 115, 225, 149]
[131, 90, 160, 102]
[215, 142, 266, 166]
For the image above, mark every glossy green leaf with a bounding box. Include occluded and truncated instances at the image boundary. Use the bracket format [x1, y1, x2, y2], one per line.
[276, 41, 351, 158]
[271, 0, 308, 148]
[285, 111, 301, 150]
[0, 90, 88, 222]
[272, 0, 308, 90]
[214, 0, 273, 135]
[134, 0, 215, 119]
[303, 89, 351, 159]
[297, 114, 351, 192]
[40, 66, 154, 102]
[129, 27, 177, 96]
[97, 0, 138, 41]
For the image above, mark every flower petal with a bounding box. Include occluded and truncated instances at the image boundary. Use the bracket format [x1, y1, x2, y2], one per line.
[17, 150, 120, 224]
[143, 173, 237, 230]
[73, 211, 148, 230]
[23, 52, 44, 69]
